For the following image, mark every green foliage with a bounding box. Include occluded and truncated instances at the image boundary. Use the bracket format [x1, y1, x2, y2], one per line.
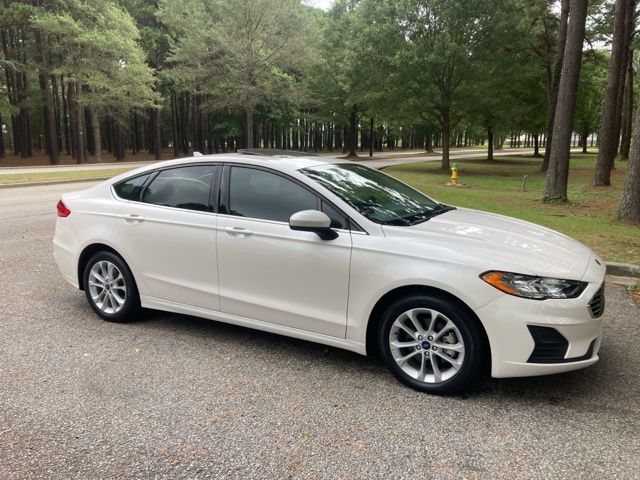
[34, 0, 157, 121]
[158, 0, 317, 115]
[574, 50, 608, 140]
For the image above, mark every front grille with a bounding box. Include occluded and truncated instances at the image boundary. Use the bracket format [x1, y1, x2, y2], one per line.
[589, 284, 605, 318]
[527, 326, 597, 364]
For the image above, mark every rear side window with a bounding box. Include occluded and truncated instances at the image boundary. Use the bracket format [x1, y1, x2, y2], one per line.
[114, 173, 151, 201]
[142, 165, 214, 212]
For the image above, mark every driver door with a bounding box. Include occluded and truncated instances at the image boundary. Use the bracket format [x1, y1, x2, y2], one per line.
[216, 165, 352, 338]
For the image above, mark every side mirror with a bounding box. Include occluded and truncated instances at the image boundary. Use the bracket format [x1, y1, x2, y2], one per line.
[289, 210, 338, 240]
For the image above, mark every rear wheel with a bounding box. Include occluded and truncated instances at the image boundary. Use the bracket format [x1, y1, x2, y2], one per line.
[378, 294, 485, 395]
[83, 251, 141, 322]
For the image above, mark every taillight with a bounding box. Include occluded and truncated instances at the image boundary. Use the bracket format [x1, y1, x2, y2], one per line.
[56, 199, 71, 217]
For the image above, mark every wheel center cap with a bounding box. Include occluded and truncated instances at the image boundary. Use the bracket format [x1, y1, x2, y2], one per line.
[420, 340, 431, 349]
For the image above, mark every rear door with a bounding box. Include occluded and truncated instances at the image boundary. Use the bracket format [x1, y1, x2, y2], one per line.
[116, 164, 221, 311]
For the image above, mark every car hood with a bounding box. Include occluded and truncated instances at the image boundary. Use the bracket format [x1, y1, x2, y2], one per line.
[381, 207, 594, 279]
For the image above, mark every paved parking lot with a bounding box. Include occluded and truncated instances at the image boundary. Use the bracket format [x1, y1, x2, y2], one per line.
[1, 181, 639, 479]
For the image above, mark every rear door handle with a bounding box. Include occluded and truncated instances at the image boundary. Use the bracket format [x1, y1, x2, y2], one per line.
[123, 214, 145, 224]
[223, 226, 253, 237]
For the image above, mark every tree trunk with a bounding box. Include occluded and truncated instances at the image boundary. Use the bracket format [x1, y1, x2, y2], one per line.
[170, 94, 179, 158]
[426, 126, 433, 152]
[348, 105, 357, 157]
[441, 109, 451, 171]
[369, 116, 374, 157]
[342, 126, 347, 153]
[615, 0, 634, 157]
[0, 113, 4, 159]
[85, 107, 94, 156]
[533, 133, 540, 157]
[542, 0, 570, 172]
[90, 105, 101, 163]
[180, 92, 189, 153]
[18, 72, 32, 158]
[487, 127, 494, 161]
[149, 108, 161, 160]
[543, 0, 588, 201]
[131, 110, 139, 155]
[192, 93, 200, 152]
[76, 85, 87, 164]
[35, 31, 59, 165]
[620, 49, 634, 160]
[116, 122, 125, 161]
[594, 0, 627, 186]
[60, 77, 70, 155]
[67, 81, 77, 160]
[51, 75, 63, 153]
[3, 29, 31, 158]
[617, 96, 640, 221]
[581, 133, 588, 153]
[246, 106, 254, 149]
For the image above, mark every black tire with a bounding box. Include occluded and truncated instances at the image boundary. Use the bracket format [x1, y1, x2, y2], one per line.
[377, 294, 486, 395]
[83, 251, 142, 323]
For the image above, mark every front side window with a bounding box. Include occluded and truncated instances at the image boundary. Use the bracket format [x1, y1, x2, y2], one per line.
[302, 163, 452, 226]
[114, 173, 151, 201]
[321, 201, 347, 229]
[228, 167, 318, 222]
[142, 165, 214, 212]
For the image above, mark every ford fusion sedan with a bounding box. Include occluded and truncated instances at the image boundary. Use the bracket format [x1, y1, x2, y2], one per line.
[53, 154, 605, 394]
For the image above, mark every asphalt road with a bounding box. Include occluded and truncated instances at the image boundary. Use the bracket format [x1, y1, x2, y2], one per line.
[1, 181, 639, 479]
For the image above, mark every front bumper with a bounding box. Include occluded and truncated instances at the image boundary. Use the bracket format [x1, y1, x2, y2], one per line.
[476, 256, 606, 378]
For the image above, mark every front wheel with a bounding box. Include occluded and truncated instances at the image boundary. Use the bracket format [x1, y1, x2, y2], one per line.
[377, 295, 485, 395]
[83, 251, 141, 323]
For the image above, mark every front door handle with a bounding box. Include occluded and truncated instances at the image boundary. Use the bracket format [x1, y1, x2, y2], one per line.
[223, 226, 253, 237]
[123, 214, 145, 224]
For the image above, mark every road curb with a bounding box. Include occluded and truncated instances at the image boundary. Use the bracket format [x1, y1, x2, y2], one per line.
[605, 261, 640, 278]
[0, 177, 110, 189]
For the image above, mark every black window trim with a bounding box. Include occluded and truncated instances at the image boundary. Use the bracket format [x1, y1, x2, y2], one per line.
[219, 162, 364, 233]
[111, 162, 365, 232]
[112, 163, 221, 214]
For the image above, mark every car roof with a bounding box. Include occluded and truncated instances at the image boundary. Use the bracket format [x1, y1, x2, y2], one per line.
[106, 153, 356, 188]
[131, 153, 339, 176]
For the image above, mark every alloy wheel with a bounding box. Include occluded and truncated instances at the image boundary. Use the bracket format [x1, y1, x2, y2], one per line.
[88, 260, 127, 314]
[388, 308, 465, 384]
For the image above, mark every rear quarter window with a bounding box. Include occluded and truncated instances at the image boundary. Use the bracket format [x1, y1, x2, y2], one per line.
[113, 173, 152, 201]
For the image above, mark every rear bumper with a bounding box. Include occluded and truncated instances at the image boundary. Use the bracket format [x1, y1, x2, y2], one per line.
[53, 219, 79, 289]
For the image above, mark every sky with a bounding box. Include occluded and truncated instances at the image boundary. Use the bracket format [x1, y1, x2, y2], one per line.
[305, 0, 334, 10]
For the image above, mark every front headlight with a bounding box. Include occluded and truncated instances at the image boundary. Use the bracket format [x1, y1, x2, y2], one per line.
[480, 271, 587, 300]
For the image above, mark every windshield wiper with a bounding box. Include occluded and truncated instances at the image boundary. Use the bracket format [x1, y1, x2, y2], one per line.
[383, 217, 413, 226]
[406, 204, 456, 225]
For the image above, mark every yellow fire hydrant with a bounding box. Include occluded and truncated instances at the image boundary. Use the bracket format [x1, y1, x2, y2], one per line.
[450, 163, 458, 185]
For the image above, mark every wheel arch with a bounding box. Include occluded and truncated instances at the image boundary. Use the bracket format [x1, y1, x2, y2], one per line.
[77, 243, 132, 291]
[365, 284, 491, 370]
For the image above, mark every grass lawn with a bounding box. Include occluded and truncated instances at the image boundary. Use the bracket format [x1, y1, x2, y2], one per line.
[383, 153, 640, 265]
[0, 168, 134, 185]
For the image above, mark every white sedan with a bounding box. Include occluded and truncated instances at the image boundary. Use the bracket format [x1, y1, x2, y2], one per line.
[53, 154, 605, 394]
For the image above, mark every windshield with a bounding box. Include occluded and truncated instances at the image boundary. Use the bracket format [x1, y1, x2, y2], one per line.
[302, 163, 453, 226]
